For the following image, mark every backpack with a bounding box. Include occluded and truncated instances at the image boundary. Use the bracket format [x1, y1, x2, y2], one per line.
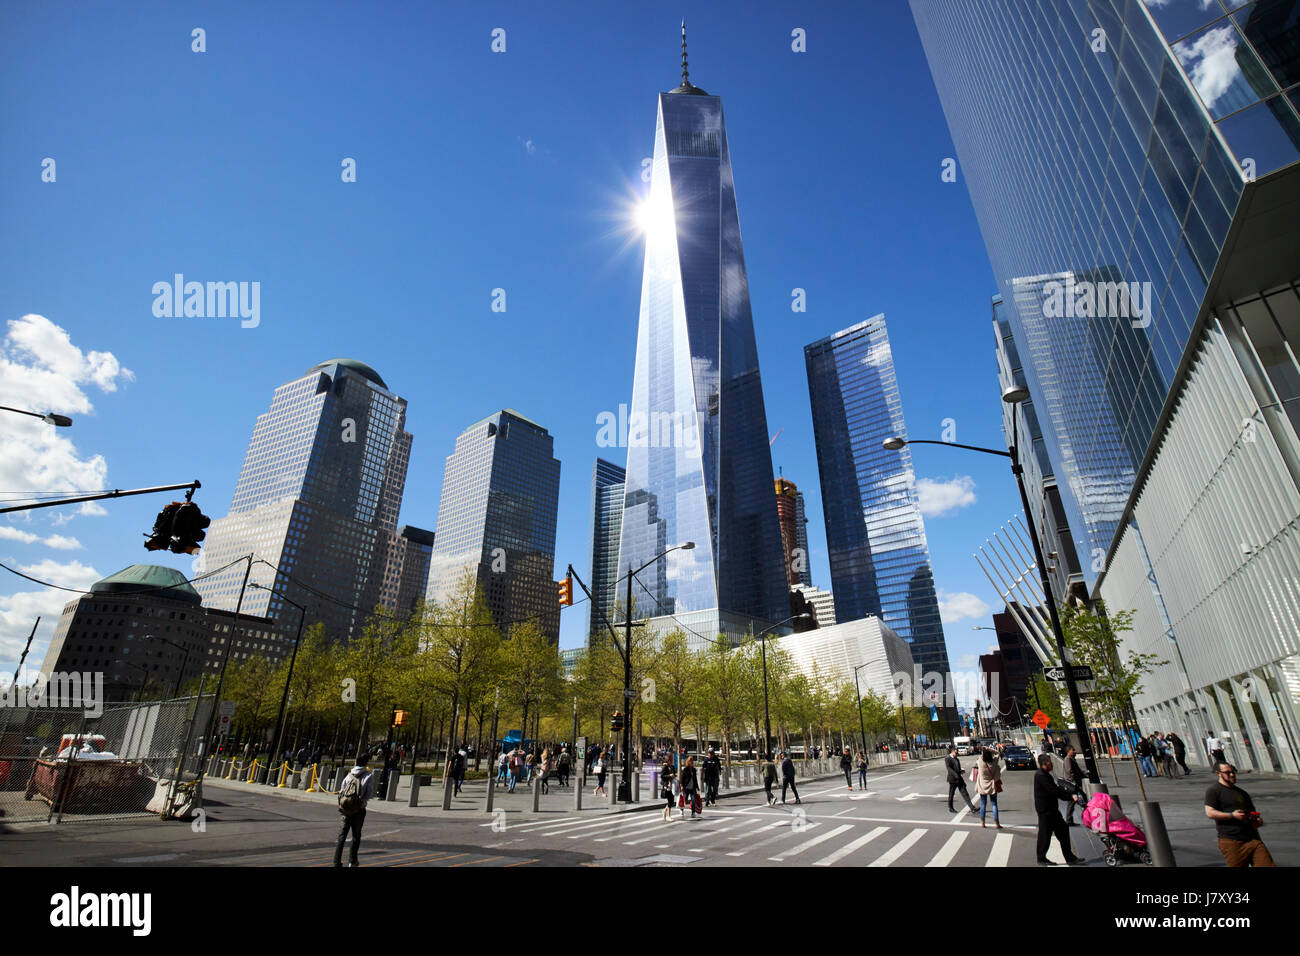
[338, 772, 367, 815]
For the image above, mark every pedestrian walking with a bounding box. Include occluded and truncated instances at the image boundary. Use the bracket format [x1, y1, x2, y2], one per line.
[660, 759, 677, 821]
[762, 753, 778, 806]
[840, 747, 854, 790]
[557, 747, 571, 788]
[1034, 753, 1084, 866]
[1167, 732, 1189, 775]
[1204, 762, 1274, 866]
[975, 748, 1003, 829]
[508, 746, 524, 793]
[593, 749, 608, 797]
[856, 750, 868, 789]
[334, 753, 376, 867]
[1206, 732, 1227, 768]
[496, 749, 509, 784]
[702, 748, 721, 806]
[1136, 735, 1156, 777]
[945, 747, 978, 815]
[1153, 734, 1173, 777]
[779, 751, 801, 805]
[1062, 747, 1085, 825]
[679, 755, 701, 818]
[448, 746, 466, 795]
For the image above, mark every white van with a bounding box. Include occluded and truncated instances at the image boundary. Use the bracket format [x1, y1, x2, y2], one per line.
[954, 736, 974, 756]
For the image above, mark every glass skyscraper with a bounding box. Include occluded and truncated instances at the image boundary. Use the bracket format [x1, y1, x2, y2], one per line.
[912, 0, 1300, 773]
[425, 409, 561, 642]
[804, 317, 954, 688]
[195, 359, 416, 641]
[587, 458, 625, 643]
[615, 43, 789, 646]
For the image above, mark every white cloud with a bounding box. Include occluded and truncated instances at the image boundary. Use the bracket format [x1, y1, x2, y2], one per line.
[1174, 25, 1242, 110]
[0, 314, 132, 518]
[0, 559, 100, 677]
[938, 589, 992, 624]
[0, 526, 82, 549]
[0, 526, 40, 544]
[916, 475, 977, 517]
[43, 535, 83, 551]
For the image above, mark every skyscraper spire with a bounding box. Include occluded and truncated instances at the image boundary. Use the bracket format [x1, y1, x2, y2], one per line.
[671, 20, 707, 95]
[681, 20, 689, 85]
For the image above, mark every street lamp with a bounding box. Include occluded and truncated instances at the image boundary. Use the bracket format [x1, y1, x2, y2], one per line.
[0, 405, 72, 427]
[616, 542, 694, 802]
[880, 383, 1102, 785]
[250, 582, 307, 783]
[852, 659, 885, 755]
[754, 613, 811, 759]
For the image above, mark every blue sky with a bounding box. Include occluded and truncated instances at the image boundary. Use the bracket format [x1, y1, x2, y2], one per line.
[0, 1, 1022, 687]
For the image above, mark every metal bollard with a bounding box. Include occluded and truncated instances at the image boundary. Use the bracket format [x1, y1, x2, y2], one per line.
[483, 774, 494, 812]
[409, 772, 422, 807]
[573, 776, 582, 811]
[532, 777, 542, 812]
[386, 770, 400, 801]
[632, 768, 640, 803]
[334, 766, 348, 791]
[1139, 802, 1177, 867]
[608, 776, 618, 807]
[441, 774, 454, 810]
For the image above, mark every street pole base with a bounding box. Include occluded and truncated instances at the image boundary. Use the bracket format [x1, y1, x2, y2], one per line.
[616, 782, 631, 803]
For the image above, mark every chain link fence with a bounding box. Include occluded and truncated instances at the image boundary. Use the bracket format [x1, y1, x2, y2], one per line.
[0, 692, 214, 824]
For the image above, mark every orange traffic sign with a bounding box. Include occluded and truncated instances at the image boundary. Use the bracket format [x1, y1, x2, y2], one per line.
[1032, 709, 1050, 729]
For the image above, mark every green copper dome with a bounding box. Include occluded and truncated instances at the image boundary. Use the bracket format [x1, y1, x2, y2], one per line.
[90, 565, 203, 606]
[306, 358, 387, 389]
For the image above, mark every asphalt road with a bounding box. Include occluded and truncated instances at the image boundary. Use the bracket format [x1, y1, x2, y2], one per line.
[7, 756, 1289, 868]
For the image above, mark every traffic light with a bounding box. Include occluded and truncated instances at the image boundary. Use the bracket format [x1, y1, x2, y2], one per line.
[143, 502, 183, 551]
[393, 709, 407, 727]
[557, 575, 573, 607]
[168, 501, 211, 555]
[610, 711, 625, 732]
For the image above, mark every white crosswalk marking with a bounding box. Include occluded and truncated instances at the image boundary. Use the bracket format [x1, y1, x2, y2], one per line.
[925, 831, 968, 867]
[729, 820, 785, 841]
[868, 828, 928, 866]
[768, 824, 853, 862]
[589, 816, 669, 841]
[812, 826, 888, 866]
[726, 821, 818, 857]
[985, 831, 1014, 867]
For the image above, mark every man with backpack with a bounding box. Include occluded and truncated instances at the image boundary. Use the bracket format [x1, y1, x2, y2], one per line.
[334, 753, 376, 867]
[557, 747, 572, 788]
[449, 746, 466, 795]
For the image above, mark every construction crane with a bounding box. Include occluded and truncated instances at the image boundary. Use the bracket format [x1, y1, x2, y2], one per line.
[769, 428, 783, 447]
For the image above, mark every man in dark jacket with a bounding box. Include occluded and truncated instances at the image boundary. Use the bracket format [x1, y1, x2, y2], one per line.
[779, 751, 801, 805]
[945, 747, 978, 814]
[1035, 754, 1084, 865]
[1062, 747, 1085, 825]
[1167, 732, 1190, 776]
[701, 749, 721, 806]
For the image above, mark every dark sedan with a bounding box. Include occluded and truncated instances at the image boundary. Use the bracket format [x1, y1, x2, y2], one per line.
[1003, 745, 1035, 770]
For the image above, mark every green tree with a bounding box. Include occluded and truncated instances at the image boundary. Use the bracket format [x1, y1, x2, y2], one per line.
[499, 619, 562, 752]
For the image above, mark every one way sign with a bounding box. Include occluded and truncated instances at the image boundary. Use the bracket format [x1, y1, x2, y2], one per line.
[1045, 665, 1094, 682]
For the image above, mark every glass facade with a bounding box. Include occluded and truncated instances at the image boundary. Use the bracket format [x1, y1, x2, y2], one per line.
[425, 409, 561, 642]
[195, 359, 415, 641]
[616, 81, 789, 640]
[804, 317, 954, 683]
[587, 458, 625, 643]
[910, 0, 1300, 589]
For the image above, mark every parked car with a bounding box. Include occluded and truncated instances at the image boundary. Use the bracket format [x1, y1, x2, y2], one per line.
[1002, 745, 1035, 770]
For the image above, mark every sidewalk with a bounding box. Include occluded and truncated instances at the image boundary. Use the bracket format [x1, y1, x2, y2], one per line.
[199, 757, 900, 821]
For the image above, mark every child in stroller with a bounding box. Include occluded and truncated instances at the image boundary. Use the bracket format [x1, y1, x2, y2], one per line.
[1081, 791, 1152, 865]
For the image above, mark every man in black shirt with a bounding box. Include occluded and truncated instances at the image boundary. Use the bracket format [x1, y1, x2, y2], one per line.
[1204, 763, 1274, 867]
[944, 747, 977, 814]
[1062, 747, 1085, 825]
[701, 748, 721, 806]
[780, 751, 801, 805]
[1034, 754, 1084, 865]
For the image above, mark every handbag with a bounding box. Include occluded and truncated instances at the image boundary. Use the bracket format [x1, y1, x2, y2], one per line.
[969, 765, 978, 783]
[995, 780, 1003, 793]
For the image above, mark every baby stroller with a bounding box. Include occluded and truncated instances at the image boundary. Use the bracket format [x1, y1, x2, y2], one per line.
[1081, 792, 1151, 866]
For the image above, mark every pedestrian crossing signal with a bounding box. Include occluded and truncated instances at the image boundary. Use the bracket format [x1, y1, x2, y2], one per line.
[610, 712, 625, 732]
[558, 575, 573, 607]
[393, 710, 407, 727]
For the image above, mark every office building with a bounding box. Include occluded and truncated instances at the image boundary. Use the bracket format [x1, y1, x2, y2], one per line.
[792, 584, 837, 629]
[774, 477, 813, 588]
[804, 317, 955, 701]
[425, 409, 561, 642]
[775, 617, 915, 703]
[392, 525, 435, 616]
[586, 459, 625, 643]
[912, 0, 1300, 772]
[616, 31, 790, 648]
[195, 359, 418, 641]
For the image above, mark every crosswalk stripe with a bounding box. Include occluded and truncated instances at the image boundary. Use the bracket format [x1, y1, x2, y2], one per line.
[926, 831, 969, 867]
[768, 824, 854, 861]
[729, 819, 785, 841]
[726, 821, 818, 856]
[812, 826, 889, 866]
[867, 828, 928, 867]
[985, 832, 1014, 867]
[591, 817, 672, 841]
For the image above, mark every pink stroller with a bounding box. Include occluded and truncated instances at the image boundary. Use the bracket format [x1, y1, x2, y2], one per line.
[1081, 792, 1151, 866]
